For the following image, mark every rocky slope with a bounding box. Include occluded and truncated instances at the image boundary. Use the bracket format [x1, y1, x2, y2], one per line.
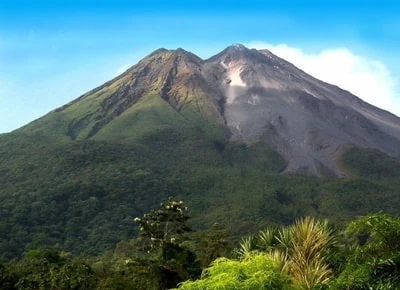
[204, 44, 400, 176]
[19, 44, 400, 176]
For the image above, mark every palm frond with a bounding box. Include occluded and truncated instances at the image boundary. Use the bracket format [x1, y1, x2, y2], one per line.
[258, 228, 277, 251]
[238, 236, 256, 258]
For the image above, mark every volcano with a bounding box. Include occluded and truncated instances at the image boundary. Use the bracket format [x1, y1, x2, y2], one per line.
[19, 44, 400, 176]
[1, 44, 400, 258]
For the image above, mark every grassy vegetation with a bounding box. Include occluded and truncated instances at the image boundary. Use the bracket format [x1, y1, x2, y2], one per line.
[341, 146, 400, 181]
[92, 94, 187, 141]
[0, 85, 400, 260]
[1, 117, 400, 260]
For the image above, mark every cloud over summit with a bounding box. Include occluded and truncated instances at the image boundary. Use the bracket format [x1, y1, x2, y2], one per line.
[247, 41, 400, 117]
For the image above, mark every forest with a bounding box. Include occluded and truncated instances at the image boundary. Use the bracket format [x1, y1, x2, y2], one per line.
[1, 198, 399, 289]
[1, 130, 400, 260]
[1, 127, 400, 289]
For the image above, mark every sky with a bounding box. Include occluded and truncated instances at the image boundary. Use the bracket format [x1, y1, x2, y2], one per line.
[0, 0, 399, 133]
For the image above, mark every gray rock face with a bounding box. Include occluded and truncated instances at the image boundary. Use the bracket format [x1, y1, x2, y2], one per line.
[201, 44, 400, 176]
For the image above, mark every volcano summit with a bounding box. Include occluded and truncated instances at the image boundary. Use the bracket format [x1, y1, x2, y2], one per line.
[20, 44, 400, 177]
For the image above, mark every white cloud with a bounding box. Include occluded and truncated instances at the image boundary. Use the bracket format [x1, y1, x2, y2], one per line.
[247, 41, 400, 117]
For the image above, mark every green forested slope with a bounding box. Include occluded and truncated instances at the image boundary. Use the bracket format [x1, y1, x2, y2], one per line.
[1, 115, 400, 260]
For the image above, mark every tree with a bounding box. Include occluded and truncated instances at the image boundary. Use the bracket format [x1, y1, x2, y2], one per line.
[331, 213, 400, 289]
[134, 198, 191, 252]
[0, 262, 17, 290]
[7, 249, 98, 290]
[133, 198, 200, 289]
[193, 223, 232, 268]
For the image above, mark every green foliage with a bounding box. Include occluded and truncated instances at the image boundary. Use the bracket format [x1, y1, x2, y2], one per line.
[222, 142, 286, 172]
[50, 263, 97, 290]
[134, 198, 191, 251]
[0, 262, 17, 289]
[237, 217, 335, 289]
[129, 198, 201, 289]
[6, 249, 98, 290]
[330, 213, 400, 289]
[281, 217, 335, 289]
[341, 147, 400, 180]
[1, 214, 400, 289]
[1, 127, 400, 261]
[238, 236, 257, 257]
[192, 223, 233, 268]
[258, 228, 278, 251]
[176, 253, 292, 290]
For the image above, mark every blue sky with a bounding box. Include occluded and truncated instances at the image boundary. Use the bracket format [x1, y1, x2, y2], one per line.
[0, 0, 399, 133]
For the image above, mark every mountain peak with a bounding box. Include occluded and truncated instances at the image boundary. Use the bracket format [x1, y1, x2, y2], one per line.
[145, 47, 202, 62]
[149, 47, 169, 55]
[18, 44, 400, 176]
[223, 43, 252, 55]
[227, 43, 248, 50]
[206, 43, 263, 65]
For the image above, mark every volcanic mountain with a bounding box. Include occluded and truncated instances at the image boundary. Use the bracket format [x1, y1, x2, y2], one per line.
[20, 44, 400, 176]
[1, 44, 400, 258]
